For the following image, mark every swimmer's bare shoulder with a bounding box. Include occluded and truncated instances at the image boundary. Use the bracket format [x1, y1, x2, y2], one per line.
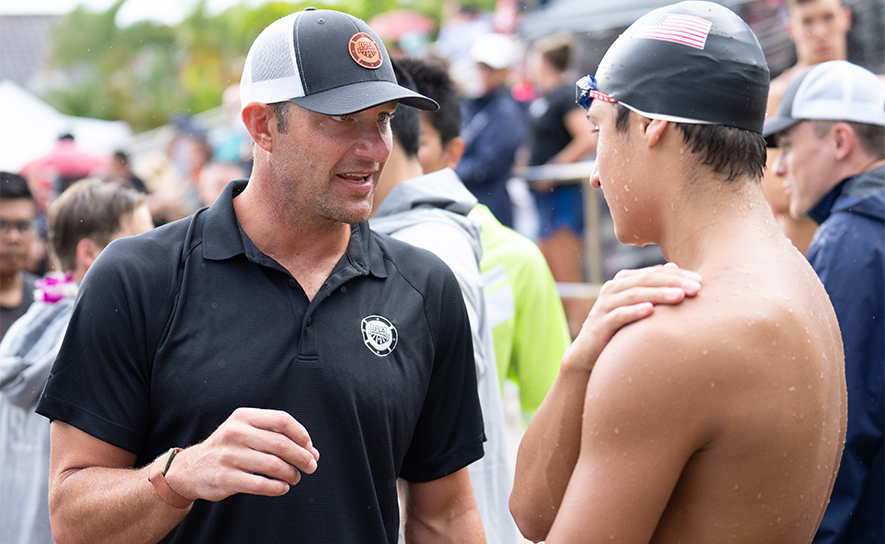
[545, 262, 846, 544]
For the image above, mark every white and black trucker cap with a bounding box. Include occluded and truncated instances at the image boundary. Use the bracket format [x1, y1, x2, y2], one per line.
[763, 60, 885, 146]
[240, 8, 438, 115]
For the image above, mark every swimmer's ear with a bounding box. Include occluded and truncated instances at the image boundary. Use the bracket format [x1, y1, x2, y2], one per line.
[241, 102, 274, 153]
[643, 118, 668, 148]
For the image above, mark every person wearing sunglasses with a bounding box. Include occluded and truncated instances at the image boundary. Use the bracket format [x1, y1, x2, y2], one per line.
[511, 2, 846, 543]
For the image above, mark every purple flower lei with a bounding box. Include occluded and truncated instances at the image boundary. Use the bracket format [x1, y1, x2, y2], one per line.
[34, 273, 79, 304]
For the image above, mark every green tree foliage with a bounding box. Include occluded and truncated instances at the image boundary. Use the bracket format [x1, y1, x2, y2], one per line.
[43, 0, 495, 132]
[44, 1, 345, 131]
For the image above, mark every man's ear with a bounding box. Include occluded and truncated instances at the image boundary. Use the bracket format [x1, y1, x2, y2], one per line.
[831, 122, 856, 161]
[444, 137, 465, 170]
[241, 102, 274, 152]
[75, 238, 101, 272]
[644, 118, 669, 147]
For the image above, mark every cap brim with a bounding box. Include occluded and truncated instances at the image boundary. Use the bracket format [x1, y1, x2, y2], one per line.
[290, 80, 438, 115]
[762, 115, 801, 147]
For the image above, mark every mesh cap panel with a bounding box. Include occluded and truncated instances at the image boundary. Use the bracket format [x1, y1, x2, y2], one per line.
[239, 9, 437, 115]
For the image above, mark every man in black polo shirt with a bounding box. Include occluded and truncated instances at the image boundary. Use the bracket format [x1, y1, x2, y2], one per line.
[36, 9, 486, 544]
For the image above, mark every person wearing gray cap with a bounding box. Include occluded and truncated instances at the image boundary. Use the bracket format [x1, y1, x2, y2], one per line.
[765, 59, 884, 544]
[511, 2, 846, 543]
[34, 9, 487, 544]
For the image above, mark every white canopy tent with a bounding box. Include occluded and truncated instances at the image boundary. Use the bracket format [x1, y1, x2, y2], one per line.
[0, 79, 131, 173]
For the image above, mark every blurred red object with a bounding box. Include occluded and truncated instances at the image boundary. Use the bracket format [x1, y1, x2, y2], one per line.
[368, 10, 436, 41]
[20, 136, 105, 180]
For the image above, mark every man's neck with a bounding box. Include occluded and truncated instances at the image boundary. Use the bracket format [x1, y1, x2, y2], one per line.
[659, 177, 778, 271]
[0, 271, 24, 308]
[232, 182, 352, 301]
[831, 155, 885, 189]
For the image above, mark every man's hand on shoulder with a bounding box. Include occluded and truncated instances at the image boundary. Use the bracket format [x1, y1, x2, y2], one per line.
[564, 263, 701, 373]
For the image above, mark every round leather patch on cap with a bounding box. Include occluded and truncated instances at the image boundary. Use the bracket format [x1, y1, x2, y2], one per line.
[348, 32, 383, 69]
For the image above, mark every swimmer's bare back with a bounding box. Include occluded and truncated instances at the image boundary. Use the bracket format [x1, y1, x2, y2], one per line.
[550, 234, 846, 543]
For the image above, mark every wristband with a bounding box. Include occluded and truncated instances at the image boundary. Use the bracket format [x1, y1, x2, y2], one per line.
[149, 447, 194, 509]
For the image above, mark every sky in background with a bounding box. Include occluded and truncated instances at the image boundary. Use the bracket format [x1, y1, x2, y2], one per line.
[0, 0, 267, 26]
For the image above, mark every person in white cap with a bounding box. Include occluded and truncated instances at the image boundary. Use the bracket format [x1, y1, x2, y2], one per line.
[34, 9, 487, 544]
[765, 59, 885, 544]
[511, 2, 846, 543]
[455, 32, 528, 229]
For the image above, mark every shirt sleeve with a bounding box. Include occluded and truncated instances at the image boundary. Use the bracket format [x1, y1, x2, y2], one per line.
[509, 242, 570, 418]
[398, 263, 485, 482]
[36, 231, 180, 454]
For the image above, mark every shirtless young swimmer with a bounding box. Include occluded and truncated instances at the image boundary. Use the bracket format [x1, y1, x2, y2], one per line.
[509, 2, 847, 543]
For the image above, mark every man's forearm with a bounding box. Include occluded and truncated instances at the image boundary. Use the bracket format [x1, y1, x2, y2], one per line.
[403, 504, 485, 544]
[50, 465, 189, 544]
[510, 363, 591, 542]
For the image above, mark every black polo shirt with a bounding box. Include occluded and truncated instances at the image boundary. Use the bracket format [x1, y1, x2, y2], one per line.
[37, 180, 484, 544]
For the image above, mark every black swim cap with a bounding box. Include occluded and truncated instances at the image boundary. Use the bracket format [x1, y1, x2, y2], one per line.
[594, 1, 769, 134]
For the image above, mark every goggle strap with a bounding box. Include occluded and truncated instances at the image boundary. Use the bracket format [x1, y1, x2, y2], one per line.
[588, 90, 617, 103]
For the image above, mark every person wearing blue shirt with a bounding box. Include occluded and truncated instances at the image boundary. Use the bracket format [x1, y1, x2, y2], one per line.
[765, 60, 885, 544]
[456, 33, 528, 228]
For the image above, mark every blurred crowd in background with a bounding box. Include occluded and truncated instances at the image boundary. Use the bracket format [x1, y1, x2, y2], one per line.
[2, 0, 883, 333]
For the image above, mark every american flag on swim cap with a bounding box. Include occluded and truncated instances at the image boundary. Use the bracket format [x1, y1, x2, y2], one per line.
[632, 12, 713, 50]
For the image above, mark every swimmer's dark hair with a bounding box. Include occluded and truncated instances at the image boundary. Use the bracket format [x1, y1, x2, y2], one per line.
[614, 104, 767, 181]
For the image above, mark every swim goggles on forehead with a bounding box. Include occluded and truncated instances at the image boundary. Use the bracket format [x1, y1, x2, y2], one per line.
[576, 75, 618, 109]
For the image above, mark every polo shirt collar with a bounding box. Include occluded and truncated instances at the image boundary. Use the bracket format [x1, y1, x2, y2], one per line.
[201, 179, 386, 279]
[202, 180, 247, 261]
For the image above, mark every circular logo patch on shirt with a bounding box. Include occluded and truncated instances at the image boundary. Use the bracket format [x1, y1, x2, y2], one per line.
[361, 315, 397, 356]
[348, 33, 383, 69]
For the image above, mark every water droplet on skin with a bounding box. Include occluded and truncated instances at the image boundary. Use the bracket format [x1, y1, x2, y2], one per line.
[614, 428, 620, 435]
[624, 206, 629, 212]
[624, 185, 630, 192]
[788, 387, 796, 392]
[703, 349, 709, 355]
